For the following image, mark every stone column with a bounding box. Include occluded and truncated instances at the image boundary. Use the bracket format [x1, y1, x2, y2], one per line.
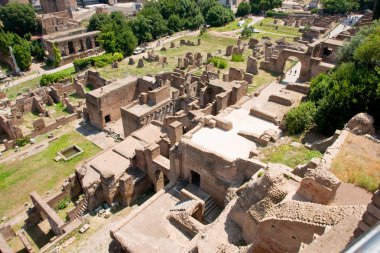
[82, 39, 87, 51]
[91, 37, 96, 49]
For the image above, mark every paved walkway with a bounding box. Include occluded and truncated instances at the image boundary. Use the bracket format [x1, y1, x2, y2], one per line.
[328, 15, 363, 39]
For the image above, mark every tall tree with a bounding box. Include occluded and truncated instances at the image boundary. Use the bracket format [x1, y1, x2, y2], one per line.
[0, 3, 38, 36]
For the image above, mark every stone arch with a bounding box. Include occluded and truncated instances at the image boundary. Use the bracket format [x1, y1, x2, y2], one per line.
[281, 56, 302, 83]
[276, 49, 310, 82]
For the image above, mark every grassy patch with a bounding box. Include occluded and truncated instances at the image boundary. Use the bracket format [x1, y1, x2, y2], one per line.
[260, 144, 322, 168]
[0, 131, 101, 217]
[212, 18, 251, 32]
[4, 76, 42, 99]
[331, 133, 380, 192]
[231, 54, 244, 62]
[257, 18, 301, 37]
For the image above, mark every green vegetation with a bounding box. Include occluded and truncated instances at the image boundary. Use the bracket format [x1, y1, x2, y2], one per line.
[15, 137, 30, 147]
[241, 25, 254, 38]
[205, 4, 235, 27]
[265, 10, 288, 18]
[321, 0, 358, 14]
[208, 56, 227, 69]
[261, 144, 322, 168]
[98, 12, 137, 56]
[309, 22, 380, 134]
[249, 0, 283, 14]
[236, 2, 251, 17]
[0, 2, 39, 36]
[73, 53, 123, 71]
[258, 18, 301, 37]
[40, 67, 76, 86]
[231, 53, 245, 62]
[52, 43, 61, 67]
[55, 196, 71, 211]
[0, 31, 32, 70]
[0, 131, 102, 217]
[285, 102, 317, 135]
[4, 76, 41, 99]
[211, 18, 250, 32]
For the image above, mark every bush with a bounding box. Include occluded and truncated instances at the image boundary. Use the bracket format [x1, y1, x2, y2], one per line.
[231, 54, 244, 62]
[40, 68, 75, 86]
[14, 137, 30, 147]
[265, 10, 288, 18]
[241, 25, 253, 38]
[284, 102, 317, 135]
[208, 56, 227, 69]
[236, 2, 251, 17]
[55, 196, 70, 211]
[73, 53, 123, 71]
[311, 8, 320, 14]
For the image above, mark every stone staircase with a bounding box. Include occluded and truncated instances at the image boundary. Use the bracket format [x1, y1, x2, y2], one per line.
[183, 184, 222, 224]
[204, 197, 221, 224]
[74, 198, 88, 220]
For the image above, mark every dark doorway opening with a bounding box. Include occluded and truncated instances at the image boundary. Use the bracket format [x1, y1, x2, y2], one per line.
[68, 41, 75, 54]
[105, 114, 111, 123]
[191, 170, 201, 187]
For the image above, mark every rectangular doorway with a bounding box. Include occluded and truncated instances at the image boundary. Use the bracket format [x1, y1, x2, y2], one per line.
[105, 114, 111, 123]
[191, 170, 201, 187]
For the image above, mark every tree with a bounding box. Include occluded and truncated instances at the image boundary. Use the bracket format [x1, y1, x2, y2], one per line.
[0, 30, 32, 70]
[236, 2, 251, 17]
[168, 14, 182, 34]
[173, 0, 204, 29]
[87, 13, 111, 31]
[206, 5, 234, 27]
[0, 3, 38, 36]
[198, 0, 219, 16]
[129, 16, 154, 43]
[321, 0, 358, 14]
[13, 42, 31, 71]
[309, 22, 380, 134]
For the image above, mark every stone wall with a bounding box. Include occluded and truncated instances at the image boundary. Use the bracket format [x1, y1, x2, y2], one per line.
[178, 139, 236, 206]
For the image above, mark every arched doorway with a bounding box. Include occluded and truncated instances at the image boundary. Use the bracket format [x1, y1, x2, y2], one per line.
[281, 56, 301, 83]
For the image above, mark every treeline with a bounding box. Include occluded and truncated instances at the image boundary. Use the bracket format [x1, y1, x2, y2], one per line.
[0, 2, 43, 71]
[285, 21, 380, 135]
[236, 0, 282, 16]
[88, 0, 236, 52]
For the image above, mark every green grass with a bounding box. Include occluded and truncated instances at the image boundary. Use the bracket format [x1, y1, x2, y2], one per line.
[0, 131, 102, 217]
[211, 18, 251, 32]
[261, 144, 322, 168]
[99, 33, 238, 79]
[4, 67, 77, 100]
[4, 76, 42, 99]
[257, 18, 301, 37]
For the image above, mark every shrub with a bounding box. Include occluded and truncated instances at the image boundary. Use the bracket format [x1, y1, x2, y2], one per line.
[14, 137, 30, 147]
[231, 53, 244, 62]
[241, 25, 253, 38]
[73, 53, 123, 71]
[40, 68, 75, 86]
[52, 43, 61, 67]
[284, 102, 317, 135]
[208, 56, 227, 69]
[55, 196, 70, 211]
[265, 10, 288, 18]
[311, 8, 320, 14]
